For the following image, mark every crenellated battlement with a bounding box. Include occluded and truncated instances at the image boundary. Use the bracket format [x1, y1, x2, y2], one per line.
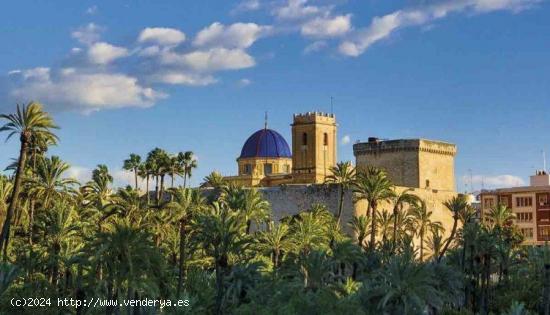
[292, 112, 336, 124]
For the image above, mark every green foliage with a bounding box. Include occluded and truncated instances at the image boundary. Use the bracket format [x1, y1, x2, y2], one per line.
[0, 102, 547, 314]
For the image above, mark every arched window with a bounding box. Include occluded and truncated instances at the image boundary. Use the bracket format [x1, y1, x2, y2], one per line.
[302, 132, 308, 145]
[426, 179, 430, 188]
[323, 133, 328, 146]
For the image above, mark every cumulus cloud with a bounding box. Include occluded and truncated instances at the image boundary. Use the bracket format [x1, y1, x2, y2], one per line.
[150, 71, 217, 86]
[138, 27, 186, 46]
[301, 14, 351, 38]
[72, 23, 103, 45]
[341, 135, 351, 145]
[159, 48, 256, 72]
[87, 42, 128, 64]
[465, 174, 525, 188]
[339, 0, 541, 57]
[232, 0, 260, 14]
[9, 67, 165, 112]
[273, 0, 327, 20]
[193, 22, 271, 49]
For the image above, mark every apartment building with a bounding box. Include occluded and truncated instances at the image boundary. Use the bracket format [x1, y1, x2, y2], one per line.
[479, 171, 550, 245]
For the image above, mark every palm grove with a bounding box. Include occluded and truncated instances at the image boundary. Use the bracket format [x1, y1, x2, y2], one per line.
[0, 102, 549, 315]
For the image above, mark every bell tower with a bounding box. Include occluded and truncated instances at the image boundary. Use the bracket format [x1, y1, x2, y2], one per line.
[291, 112, 337, 184]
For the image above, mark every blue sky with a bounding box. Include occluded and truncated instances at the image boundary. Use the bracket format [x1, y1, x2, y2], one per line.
[0, 0, 549, 191]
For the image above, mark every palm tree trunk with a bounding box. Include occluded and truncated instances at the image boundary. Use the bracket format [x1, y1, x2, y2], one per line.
[176, 219, 186, 298]
[28, 199, 35, 245]
[336, 185, 345, 229]
[370, 202, 377, 249]
[419, 231, 424, 262]
[392, 205, 398, 252]
[155, 176, 159, 202]
[0, 136, 29, 260]
[159, 175, 165, 204]
[183, 173, 188, 189]
[438, 214, 458, 262]
[145, 175, 150, 204]
[133, 168, 138, 191]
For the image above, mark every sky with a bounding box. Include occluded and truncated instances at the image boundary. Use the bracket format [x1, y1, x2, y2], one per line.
[0, 0, 549, 191]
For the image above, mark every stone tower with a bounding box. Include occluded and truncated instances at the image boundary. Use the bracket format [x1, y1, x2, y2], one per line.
[353, 138, 457, 191]
[291, 112, 337, 184]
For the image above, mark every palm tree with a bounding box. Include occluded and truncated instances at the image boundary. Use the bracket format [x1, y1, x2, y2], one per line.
[166, 155, 182, 188]
[27, 156, 77, 209]
[353, 166, 394, 249]
[390, 188, 418, 251]
[164, 187, 205, 297]
[123, 154, 141, 190]
[409, 200, 442, 261]
[194, 202, 249, 315]
[439, 195, 468, 262]
[178, 151, 198, 188]
[201, 171, 225, 188]
[487, 203, 516, 230]
[221, 185, 270, 234]
[325, 161, 356, 229]
[0, 177, 12, 225]
[256, 221, 291, 268]
[0, 102, 58, 259]
[349, 215, 370, 250]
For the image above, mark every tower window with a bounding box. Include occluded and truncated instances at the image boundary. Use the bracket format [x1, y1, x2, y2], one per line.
[302, 132, 308, 145]
[323, 133, 328, 146]
[264, 163, 273, 175]
[243, 164, 252, 175]
[425, 179, 430, 188]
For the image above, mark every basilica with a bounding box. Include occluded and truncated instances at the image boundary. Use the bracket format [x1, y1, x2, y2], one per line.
[223, 111, 460, 244]
[224, 112, 337, 187]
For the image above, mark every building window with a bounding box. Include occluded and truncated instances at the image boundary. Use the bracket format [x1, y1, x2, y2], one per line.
[539, 194, 548, 206]
[516, 197, 533, 207]
[243, 164, 252, 175]
[500, 197, 509, 207]
[302, 132, 308, 145]
[516, 212, 533, 222]
[521, 228, 534, 239]
[425, 179, 430, 188]
[483, 198, 495, 209]
[323, 133, 328, 146]
[264, 163, 273, 175]
[539, 226, 550, 241]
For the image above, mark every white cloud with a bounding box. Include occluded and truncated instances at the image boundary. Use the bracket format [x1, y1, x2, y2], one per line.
[232, 0, 260, 14]
[138, 27, 186, 46]
[10, 68, 165, 112]
[193, 22, 271, 49]
[339, 0, 540, 57]
[86, 5, 98, 15]
[67, 166, 91, 183]
[301, 14, 352, 38]
[341, 135, 351, 145]
[72, 23, 103, 45]
[87, 42, 129, 65]
[238, 78, 252, 87]
[303, 41, 327, 54]
[465, 174, 525, 188]
[160, 48, 256, 72]
[273, 0, 326, 20]
[150, 71, 217, 86]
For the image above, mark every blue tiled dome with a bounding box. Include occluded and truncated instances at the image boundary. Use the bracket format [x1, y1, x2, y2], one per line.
[240, 129, 292, 159]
